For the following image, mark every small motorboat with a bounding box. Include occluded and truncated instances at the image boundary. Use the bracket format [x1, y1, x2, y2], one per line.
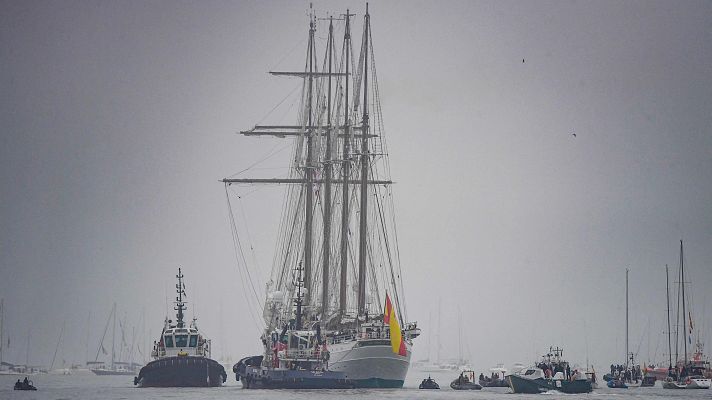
[640, 375, 656, 387]
[451, 370, 482, 390]
[607, 378, 628, 388]
[13, 379, 37, 391]
[419, 376, 440, 389]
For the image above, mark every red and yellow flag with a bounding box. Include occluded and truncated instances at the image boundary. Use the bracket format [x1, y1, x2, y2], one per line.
[383, 294, 407, 356]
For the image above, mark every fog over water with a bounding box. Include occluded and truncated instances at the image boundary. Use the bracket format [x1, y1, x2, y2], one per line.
[1, 0, 711, 376]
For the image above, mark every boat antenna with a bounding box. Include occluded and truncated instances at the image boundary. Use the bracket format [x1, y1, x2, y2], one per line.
[175, 268, 187, 328]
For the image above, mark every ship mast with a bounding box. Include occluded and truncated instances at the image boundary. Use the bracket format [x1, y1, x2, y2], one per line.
[321, 16, 334, 321]
[175, 268, 187, 328]
[357, 3, 370, 316]
[680, 240, 687, 365]
[666, 264, 672, 372]
[339, 10, 354, 317]
[303, 8, 316, 305]
[0, 299, 3, 367]
[295, 263, 305, 330]
[111, 302, 116, 370]
[625, 268, 629, 372]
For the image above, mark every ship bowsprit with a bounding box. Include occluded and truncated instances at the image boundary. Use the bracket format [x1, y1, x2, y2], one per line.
[134, 356, 227, 387]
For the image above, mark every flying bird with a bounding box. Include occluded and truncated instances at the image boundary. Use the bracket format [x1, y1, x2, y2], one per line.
[522, 58, 525, 63]
[572, 132, 576, 137]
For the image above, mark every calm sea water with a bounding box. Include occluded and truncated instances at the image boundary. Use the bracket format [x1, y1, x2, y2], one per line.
[1, 369, 710, 399]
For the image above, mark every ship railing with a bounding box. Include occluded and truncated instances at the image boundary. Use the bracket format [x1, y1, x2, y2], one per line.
[279, 349, 327, 361]
[330, 333, 357, 344]
[363, 331, 391, 339]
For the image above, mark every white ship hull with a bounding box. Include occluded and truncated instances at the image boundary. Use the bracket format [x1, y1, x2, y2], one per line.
[328, 339, 411, 388]
[688, 378, 711, 389]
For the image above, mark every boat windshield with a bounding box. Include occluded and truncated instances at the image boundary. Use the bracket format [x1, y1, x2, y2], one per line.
[175, 334, 189, 347]
[189, 335, 198, 347]
[164, 335, 174, 348]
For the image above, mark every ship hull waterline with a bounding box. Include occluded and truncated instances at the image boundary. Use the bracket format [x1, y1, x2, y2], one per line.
[134, 356, 226, 387]
[507, 375, 593, 394]
[328, 340, 411, 388]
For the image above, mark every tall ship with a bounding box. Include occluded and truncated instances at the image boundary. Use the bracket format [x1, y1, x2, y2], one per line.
[133, 269, 227, 387]
[224, 4, 419, 388]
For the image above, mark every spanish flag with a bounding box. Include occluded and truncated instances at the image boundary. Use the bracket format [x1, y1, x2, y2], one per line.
[384, 294, 407, 356]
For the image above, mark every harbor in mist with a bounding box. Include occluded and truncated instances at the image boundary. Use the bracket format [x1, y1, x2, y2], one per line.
[1, 0, 711, 397]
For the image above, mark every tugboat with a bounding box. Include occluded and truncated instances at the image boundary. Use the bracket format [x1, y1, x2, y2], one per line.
[450, 370, 482, 390]
[233, 264, 354, 389]
[419, 376, 440, 389]
[506, 347, 593, 394]
[133, 269, 226, 387]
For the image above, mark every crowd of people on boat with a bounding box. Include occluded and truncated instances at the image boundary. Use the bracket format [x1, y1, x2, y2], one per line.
[14, 377, 36, 391]
[479, 372, 502, 383]
[537, 361, 584, 381]
[609, 364, 642, 382]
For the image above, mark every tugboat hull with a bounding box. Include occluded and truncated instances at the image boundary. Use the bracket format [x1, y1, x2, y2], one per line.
[507, 375, 593, 394]
[135, 356, 226, 387]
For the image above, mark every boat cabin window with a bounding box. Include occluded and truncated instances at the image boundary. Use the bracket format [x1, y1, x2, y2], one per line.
[189, 335, 198, 347]
[175, 334, 189, 348]
[525, 369, 536, 376]
[164, 335, 174, 348]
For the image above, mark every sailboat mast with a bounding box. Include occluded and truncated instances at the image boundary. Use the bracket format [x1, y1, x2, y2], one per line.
[50, 321, 65, 370]
[85, 312, 90, 366]
[303, 10, 316, 305]
[666, 264, 672, 370]
[25, 328, 30, 367]
[321, 16, 334, 320]
[111, 303, 116, 370]
[0, 299, 3, 367]
[339, 10, 353, 316]
[625, 268, 629, 370]
[357, 3, 370, 315]
[680, 240, 687, 364]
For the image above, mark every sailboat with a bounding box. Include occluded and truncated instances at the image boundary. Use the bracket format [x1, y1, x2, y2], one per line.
[224, 4, 419, 388]
[605, 269, 643, 388]
[662, 241, 711, 389]
[88, 304, 137, 375]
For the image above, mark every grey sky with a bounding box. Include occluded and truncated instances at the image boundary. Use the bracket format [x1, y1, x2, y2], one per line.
[1, 0, 711, 372]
